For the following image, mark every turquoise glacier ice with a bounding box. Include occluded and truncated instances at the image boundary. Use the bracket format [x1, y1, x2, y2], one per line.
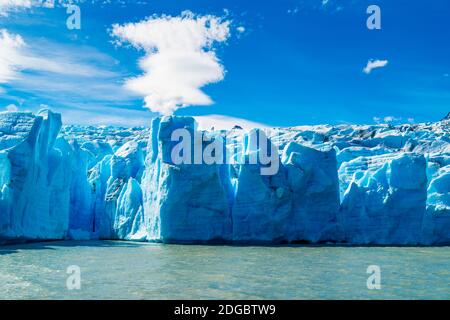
[0, 109, 449, 245]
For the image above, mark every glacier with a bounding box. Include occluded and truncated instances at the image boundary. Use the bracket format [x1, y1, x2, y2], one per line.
[0, 109, 449, 245]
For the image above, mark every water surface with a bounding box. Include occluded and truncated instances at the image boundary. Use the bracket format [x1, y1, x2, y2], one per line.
[0, 241, 448, 299]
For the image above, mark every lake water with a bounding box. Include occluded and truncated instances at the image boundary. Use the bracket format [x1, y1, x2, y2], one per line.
[0, 241, 448, 300]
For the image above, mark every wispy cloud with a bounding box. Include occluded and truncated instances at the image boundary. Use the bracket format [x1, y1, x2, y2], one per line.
[287, 7, 299, 15]
[0, 29, 25, 83]
[0, 29, 136, 111]
[1, 31, 116, 79]
[0, 0, 59, 16]
[383, 116, 400, 123]
[363, 59, 388, 74]
[111, 10, 231, 116]
[373, 115, 402, 124]
[53, 103, 154, 127]
[5, 103, 19, 111]
[0, 0, 33, 16]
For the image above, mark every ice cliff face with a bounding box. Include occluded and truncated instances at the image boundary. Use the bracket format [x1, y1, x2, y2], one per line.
[0, 110, 449, 245]
[0, 110, 69, 240]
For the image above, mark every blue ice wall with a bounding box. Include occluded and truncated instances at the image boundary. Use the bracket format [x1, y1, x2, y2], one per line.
[0, 111, 449, 245]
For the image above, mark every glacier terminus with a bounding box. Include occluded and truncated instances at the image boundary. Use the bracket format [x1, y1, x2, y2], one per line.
[0, 109, 449, 245]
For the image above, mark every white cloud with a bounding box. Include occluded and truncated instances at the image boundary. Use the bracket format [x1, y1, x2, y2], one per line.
[5, 103, 19, 111]
[0, 0, 33, 16]
[194, 114, 268, 130]
[0, 29, 134, 108]
[287, 7, 299, 15]
[236, 26, 245, 33]
[373, 115, 402, 124]
[56, 104, 154, 127]
[0, 1, 84, 16]
[1, 29, 113, 83]
[383, 116, 401, 123]
[41, 0, 54, 8]
[0, 29, 25, 83]
[363, 59, 388, 74]
[112, 11, 231, 115]
[383, 116, 396, 122]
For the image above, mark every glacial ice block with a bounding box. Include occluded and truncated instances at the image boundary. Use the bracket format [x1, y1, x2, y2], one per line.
[0, 110, 69, 241]
[340, 153, 428, 244]
[87, 140, 145, 239]
[282, 142, 341, 242]
[54, 138, 93, 240]
[141, 116, 232, 243]
[232, 129, 291, 242]
[113, 177, 146, 240]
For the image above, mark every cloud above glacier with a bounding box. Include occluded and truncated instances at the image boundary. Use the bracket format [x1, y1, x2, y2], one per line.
[0, 0, 33, 16]
[373, 115, 403, 124]
[0, 29, 25, 83]
[0, 28, 136, 115]
[363, 59, 388, 74]
[0, 0, 85, 16]
[111, 11, 231, 115]
[5, 103, 19, 111]
[0, 29, 115, 80]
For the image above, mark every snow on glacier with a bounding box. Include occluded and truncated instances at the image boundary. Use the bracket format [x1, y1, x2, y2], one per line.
[0, 109, 449, 245]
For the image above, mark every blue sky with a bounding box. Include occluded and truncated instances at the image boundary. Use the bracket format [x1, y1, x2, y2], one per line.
[0, 0, 449, 127]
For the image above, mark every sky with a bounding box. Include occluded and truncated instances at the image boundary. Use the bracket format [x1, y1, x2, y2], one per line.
[0, 0, 449, 127]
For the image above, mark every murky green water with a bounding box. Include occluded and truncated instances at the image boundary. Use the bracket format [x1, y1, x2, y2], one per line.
[0, 241, 448, 299]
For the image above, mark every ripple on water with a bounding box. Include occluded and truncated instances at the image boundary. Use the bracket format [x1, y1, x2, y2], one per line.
[0, 241, 449, 300]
